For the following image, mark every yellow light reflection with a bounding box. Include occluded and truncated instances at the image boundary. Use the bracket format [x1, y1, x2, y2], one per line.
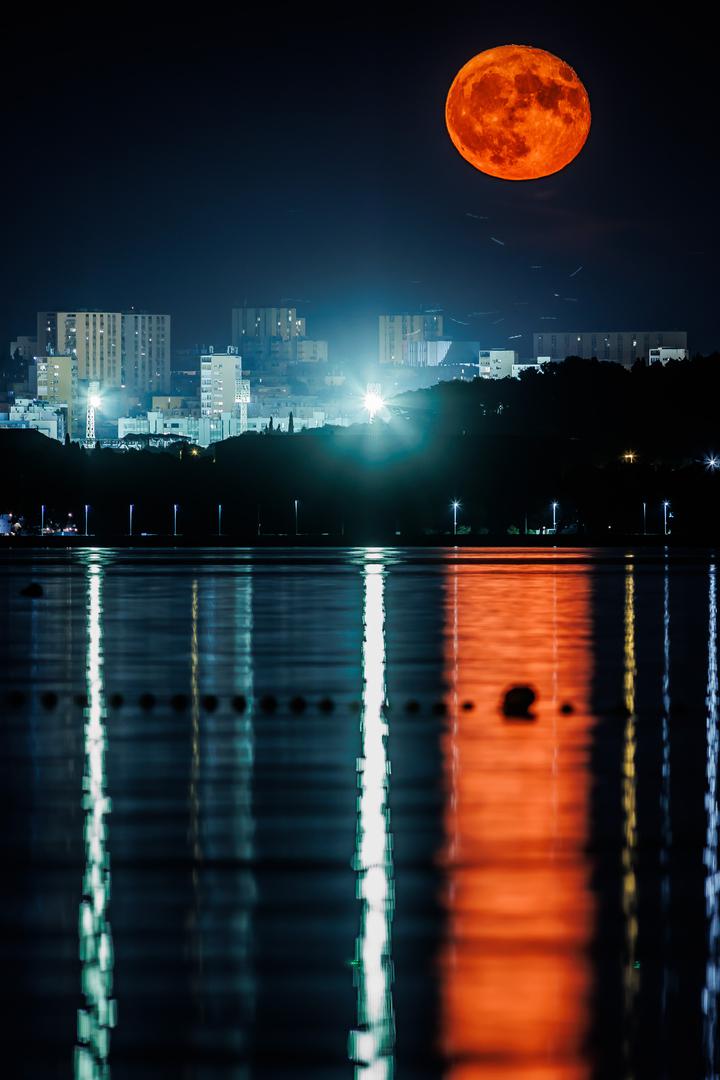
[441, 556, 594, 1079]
[703, 564, 718, 1068]
[75, 554, 115, 1079]
[349, 557, 395, 1078]
[622, 561, 639, 1063]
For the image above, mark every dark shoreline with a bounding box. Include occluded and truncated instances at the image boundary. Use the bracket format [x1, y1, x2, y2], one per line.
[2, 532, 718, 551]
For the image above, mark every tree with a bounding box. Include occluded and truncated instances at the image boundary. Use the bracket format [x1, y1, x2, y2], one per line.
[288, 411, 294, 434]
[268, 417, 274, 432]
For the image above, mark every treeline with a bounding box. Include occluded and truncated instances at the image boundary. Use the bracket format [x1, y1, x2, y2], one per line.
[2, 355, 719, 539]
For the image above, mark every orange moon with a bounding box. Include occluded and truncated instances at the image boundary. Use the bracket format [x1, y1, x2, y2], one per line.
[446, 45, 591, 181]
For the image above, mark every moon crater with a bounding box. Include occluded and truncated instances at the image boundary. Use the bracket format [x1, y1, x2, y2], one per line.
[446, 45, 591, 180]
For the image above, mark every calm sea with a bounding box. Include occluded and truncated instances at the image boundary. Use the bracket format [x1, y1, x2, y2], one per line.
[0, 547, 718, 1078]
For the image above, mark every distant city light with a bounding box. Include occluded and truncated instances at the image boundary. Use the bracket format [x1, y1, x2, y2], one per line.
[451, 499, 461, 536]
[363, 390, 385, 419]
[705, 454, 719, 471]
[623, 450, 636, 463]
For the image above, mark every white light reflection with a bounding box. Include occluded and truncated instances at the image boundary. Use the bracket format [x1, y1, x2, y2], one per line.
[703, 563, 719, 1074]
[349, 556, 395, 1078]
[75, 554, 116, 1079]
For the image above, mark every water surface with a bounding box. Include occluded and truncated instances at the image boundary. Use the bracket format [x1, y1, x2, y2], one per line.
[0, 547, 717, 1078]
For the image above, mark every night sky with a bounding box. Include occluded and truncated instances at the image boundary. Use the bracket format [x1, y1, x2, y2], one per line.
[3, 8, 717, 360]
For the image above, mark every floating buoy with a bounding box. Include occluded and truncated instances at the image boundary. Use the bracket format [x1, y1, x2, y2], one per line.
[502, 685, 537, 719]
[20, 582, 43, 598]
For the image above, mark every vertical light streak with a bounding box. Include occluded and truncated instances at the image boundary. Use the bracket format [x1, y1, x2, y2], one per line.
[75, 554, 115, 1079]
[622, 561, 639, 1071]
[703, 563, 719, 1074]
[349, 557, 395, 1078]
[190, 579, 201, 866]
[660, 563, 672, 1018]
[440, 559, 594, 1077]
[232, 571, 254, 865]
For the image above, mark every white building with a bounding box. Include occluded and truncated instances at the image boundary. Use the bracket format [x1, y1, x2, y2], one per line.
[405, 340, 452, 368]
[648, 347, 689, 365]
[200, 347, 250, 430]
[478, 350, 518, 379]
[3, 398, 67, 441]
[512, 357, 551, 379]
[118, 410, 247, 448]
[37, 310, 171, 395]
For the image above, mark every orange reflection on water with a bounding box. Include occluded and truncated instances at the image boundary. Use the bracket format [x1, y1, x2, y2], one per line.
[440, 553, 595, 1079]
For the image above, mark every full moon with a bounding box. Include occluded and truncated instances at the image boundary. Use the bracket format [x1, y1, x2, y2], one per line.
[445, 45, 591, 181]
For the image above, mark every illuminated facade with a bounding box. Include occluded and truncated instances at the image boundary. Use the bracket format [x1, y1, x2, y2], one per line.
[648, 347, 689, 365]
[37, 310, 171, 394]
[4, 397, 66, 440]
[200, 346, 250, 425]
[478, 348, 518, 379]
[37, 353, 78, 433]
[378, 313, 444, 365]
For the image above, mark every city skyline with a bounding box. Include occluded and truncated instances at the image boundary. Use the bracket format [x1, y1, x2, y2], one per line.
[1, 11, 718, 363]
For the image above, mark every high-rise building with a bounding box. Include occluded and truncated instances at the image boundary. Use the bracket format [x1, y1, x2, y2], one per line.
[533, 330, 687, 367]
[36, 354, 78, 434]
[200, 347, 250, 431]
[378, 314, 444, 365]
[37, 310, 171, 394]
[231, 307, 306, 346]
[230, 306, 327, 371]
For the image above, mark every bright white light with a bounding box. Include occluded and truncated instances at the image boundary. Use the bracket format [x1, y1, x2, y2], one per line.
[89, 395, 102, 409]
[349, 558, 395, 1077]
[363, 391, 385, 419]
[706, 455, 719, 471]
[451, 500, 461, 511]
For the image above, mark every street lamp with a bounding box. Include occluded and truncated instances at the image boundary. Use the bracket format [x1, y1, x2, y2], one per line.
[663, 500, 670, 536]
[84, 504, 90, 537]
[552, 501, 558, 532]
[173, 503, 179, 537]
[218, 503, 223, 536]
[129, 503, 134, 537]
[705, 454, 719, 471]
[41, 504, 45, 535]
[294, 498, 299, 537]
[642, 501, 647, 536]
[451, 499, 461, 536]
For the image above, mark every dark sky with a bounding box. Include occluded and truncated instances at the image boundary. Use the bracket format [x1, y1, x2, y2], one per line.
[3, 7, 717, 360]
